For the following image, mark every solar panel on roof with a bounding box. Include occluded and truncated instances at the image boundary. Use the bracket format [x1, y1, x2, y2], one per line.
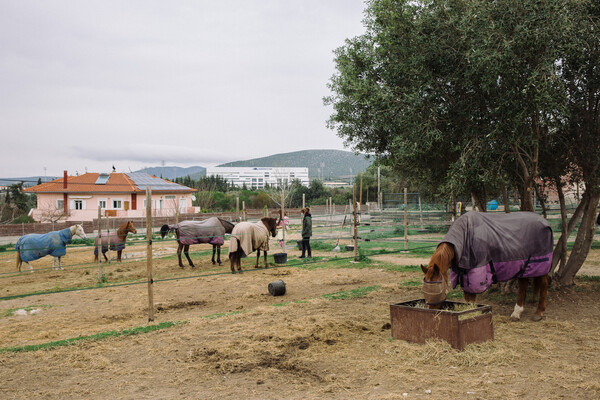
[96, 173, 110, 185]
[126, 173, 190, 191]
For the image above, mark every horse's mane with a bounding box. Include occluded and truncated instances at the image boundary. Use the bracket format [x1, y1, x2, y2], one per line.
[426, 242, 455, 279]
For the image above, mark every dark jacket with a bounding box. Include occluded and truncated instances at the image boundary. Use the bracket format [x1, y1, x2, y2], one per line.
[301, 213, 312, 238]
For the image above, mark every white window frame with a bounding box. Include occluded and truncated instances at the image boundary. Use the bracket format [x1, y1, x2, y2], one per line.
[74, 200, 84, 210]
[112, 198, 123, 210]
[98, 199, 107, 209]
[56, 199, 64, 210]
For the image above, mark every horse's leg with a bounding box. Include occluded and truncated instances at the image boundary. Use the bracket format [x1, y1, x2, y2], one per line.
[183, 245, 195, 268]
[511, 277, 529, 321]
[255, 250, 261, 268]
[217, 246, 222, 266]
[263, 251, 268, 268]
[463, 291, 477, 304]
[212, 245, 216, 265]
[117, 250, 122, 262]
[176, 243, 183, 268]
[531, 275, 548, 321]
[26, 262, 34, 273]
[58, 256, 63, 270]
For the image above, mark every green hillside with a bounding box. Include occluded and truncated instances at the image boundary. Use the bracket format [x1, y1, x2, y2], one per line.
[217, 149, 373, 180]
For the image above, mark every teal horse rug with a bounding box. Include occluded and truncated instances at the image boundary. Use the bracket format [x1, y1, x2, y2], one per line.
[16, 228, 73, 262]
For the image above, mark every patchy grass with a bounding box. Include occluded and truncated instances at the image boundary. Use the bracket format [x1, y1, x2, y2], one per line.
[0, 321, 183, 353]
[321, 285, 381, 300]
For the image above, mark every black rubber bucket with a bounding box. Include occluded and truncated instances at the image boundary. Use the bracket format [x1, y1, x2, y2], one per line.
[273, 252, 288, 264]
[268, 280, 286, 296]
[297, 240, 304, 251]
[345, 245, 355, 251]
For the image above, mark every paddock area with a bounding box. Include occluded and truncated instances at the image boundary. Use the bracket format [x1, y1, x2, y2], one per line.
[1, 216, 599, 399]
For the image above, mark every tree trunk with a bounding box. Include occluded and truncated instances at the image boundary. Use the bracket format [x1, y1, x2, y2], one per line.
[534, 181, 547, 218]
[549, 177, 569, 275]
[554, 189, 600, 285]
[500, 182, 510, 213]
[471, 192, 487, 212]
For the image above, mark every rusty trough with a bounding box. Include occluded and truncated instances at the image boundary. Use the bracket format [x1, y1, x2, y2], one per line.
[389, 299, 494, 350]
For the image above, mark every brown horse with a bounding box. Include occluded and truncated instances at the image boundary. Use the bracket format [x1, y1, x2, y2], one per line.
[228, 217, 278, 273]
[94, 220, 137, 262]
[421, 212, 553, 321]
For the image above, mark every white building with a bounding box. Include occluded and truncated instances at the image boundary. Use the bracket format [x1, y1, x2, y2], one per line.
[206, 167, 309, 189]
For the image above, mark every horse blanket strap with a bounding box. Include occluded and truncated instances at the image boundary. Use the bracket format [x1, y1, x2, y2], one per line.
[229, 221, 269, 256]
[444, 212, 553, 294]
[16, 228, 72, 262]
[170, 218, 226, 246]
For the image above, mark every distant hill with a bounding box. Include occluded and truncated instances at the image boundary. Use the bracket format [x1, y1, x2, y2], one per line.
[217, 149, 373, 179]
[0, 176, 58, 187]
[135, 166, 206, 180]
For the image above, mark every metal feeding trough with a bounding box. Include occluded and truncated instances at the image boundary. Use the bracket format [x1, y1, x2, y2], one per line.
[389, 299, 494, 350]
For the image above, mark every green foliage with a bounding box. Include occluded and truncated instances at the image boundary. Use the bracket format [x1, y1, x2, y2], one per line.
[10, 215, 35, 224]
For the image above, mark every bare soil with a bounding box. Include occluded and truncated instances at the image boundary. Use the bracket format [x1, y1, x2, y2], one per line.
[0, 239, 599, 400]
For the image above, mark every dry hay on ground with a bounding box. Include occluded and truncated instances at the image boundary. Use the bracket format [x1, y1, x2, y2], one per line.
[0, 240, 599, 399]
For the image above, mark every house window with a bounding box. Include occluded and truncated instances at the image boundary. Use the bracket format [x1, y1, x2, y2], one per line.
[98, 200, 107, 209]
[290, 173, 295, 178]
[113, 199, 122, 209]
[56, 199, 64, 210]
[74, 200, 83, 210]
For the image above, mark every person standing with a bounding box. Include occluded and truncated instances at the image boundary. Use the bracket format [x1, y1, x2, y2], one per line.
[300, 207, 312, 258]
[276, 211, 289, 251]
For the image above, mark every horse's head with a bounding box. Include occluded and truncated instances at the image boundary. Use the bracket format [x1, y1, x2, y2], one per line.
[219, 218, 235, 234]
[125, 220, 137, 234]
[421, 242, 454, 309]
[159, 224, 170, 239]
[261, 217, 278, 237]
[73, 224, 87, 239]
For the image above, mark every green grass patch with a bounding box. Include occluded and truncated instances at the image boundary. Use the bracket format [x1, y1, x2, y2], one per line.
[321, 285, 381, 300]
[0, 321, 183, 353]
[201, 311, 243, 319]
[577, 275, 600, 282]
[398, 279, 422, 287]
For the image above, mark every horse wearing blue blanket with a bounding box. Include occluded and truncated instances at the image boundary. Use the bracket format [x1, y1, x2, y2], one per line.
[16, 224, 87, 272]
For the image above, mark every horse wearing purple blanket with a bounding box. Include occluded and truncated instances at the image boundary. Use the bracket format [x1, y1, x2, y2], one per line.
[422, 212, 553, 321]
[94, 220, 137, 263]
[160, 217, 235, 268]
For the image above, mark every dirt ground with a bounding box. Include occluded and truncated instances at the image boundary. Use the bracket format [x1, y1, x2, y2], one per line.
[0, 239, 599, 400]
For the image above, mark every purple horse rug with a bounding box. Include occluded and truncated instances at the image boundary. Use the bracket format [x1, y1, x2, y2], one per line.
[16, 228, 73, 262]
[168, 218, 227, 246]
[442, 211, 553, 294]
[94, 231, 126, 255]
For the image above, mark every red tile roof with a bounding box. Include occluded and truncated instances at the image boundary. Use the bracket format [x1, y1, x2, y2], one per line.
[23, 172, 195, 194]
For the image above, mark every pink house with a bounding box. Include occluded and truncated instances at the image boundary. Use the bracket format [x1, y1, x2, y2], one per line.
[24, 171, 198, 222]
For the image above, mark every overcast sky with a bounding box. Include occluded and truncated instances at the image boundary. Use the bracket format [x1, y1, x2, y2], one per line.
[1, 0, 367, 178]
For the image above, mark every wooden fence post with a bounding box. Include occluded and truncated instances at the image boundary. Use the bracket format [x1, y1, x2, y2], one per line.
[353, 184, 358, 262]
[97, 206, 102, 282]
[146, 187, 155, 322]
[404, 187, 408, 251]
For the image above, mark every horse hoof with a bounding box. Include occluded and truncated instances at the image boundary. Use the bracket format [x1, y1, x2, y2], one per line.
[531, 314, 543, 322]
[510, 316, 521, 322]
[218, 263, 223, 266]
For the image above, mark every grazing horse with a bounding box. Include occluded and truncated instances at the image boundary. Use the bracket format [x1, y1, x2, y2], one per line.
[228, 217, 278, 273]
[421, 212, 553, 321]
[159, 217, 235, 268]
[94, 220, 137, 263]
[16, 224, 87, 272]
